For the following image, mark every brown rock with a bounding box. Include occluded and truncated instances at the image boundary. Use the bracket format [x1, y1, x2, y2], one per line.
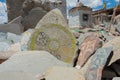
[76, 34, 102, 67]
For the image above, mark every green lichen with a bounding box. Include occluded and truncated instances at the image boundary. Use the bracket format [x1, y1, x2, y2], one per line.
[29, 23, 77, 63]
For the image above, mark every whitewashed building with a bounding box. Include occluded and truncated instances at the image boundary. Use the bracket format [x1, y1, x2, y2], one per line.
[69, 1, 92, 28]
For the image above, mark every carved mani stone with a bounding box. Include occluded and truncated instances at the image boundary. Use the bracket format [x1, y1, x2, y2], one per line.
[28, 24, 76, 63]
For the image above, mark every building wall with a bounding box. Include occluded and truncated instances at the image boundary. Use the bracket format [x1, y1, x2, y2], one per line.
[69, 9, 92, 28]
[79, 10, 92, 27]
[69, 10, 80, 28]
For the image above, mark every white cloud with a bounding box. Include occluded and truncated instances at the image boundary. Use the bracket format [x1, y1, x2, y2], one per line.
[0, 1, 7, 24]
[67, 0, 103, 8]
[115, 0, 119, 2]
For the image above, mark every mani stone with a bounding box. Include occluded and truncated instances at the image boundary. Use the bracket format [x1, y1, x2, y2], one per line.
[0, 51, 69, 75]
[0, 24, 23, 34]
[21, 7, 47, 31]
[0, 72, 39, 80]
[29, 24, 76, 63]
[76, 34, 102, 67]
[40, 66, 85, 80]
[103, 37, 120, 65]
[35, 8, 68, 29]
[85, 47, 113, 80]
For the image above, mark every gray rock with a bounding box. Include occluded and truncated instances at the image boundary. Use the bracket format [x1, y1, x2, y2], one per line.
[8, 16, 23, 24]
[21, 7, 47, 31]
[113, 77, 120, 80]
[6, 0, 25, 21]
[103, 37, 120, 65]
[85, 47, 113, 80]
[0, 72, 39, 80]
[0, 42, 10, 51]
[115, 23, 120, 33]
[0, 51, 69, 75]
[39, 66, 85, 80]
[0, 32, 7, 42]
[35, 8, 68, 29]
[0, 24, 23, 34]
[7, 32, 22, 44]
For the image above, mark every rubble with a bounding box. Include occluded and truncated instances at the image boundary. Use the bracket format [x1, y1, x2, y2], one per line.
[0, 1, 120, 79]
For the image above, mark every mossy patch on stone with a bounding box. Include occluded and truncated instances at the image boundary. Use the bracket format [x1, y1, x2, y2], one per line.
[28, 24, 76, 63]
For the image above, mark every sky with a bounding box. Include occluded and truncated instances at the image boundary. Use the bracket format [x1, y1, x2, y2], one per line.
[0, 0, 120, 24]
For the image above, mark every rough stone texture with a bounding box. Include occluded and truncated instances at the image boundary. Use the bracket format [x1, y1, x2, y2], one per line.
[6, 0, 25, 21]
[38, 66, 85, 80]
[7, 0, 67, 21]
[35, 8, 68, 29]
[0, 51, 69, 75]
[115, 14, 120, 24]
[0, 24, 23, 34]
[21, 7, 47, 31]
[0, 72, 39, 80]
[0, 51, 18, 59]
[29, 24, 76, 63]
[103, 37, 120, 65]
[85, 47, 113, 80]
[22, 0, 67, 19]
[113, 77, 120, 80]
[115, 23, 120, 33]
[8, 16, 23, 24]
[76, 34, 102, 67]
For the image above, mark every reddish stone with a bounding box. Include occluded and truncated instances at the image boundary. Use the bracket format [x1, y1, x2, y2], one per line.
[76, 34, 102, 67]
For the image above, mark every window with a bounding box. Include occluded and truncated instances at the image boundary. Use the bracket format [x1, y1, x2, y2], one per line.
[83, 14, 89, 21]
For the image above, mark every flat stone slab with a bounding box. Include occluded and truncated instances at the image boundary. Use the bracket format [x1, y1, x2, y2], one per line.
[0, 24, 23, 34]
[0, 51, 69, 75]
[29, 24, 76, 63]
[0, 72, 38, 80]
[35, 8, 68, 29]
[39, 66, 85, 80]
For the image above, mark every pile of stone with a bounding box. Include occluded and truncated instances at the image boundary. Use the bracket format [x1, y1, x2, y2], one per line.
[0, 1, 120, 79]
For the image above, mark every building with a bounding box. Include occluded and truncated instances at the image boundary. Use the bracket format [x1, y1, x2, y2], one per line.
[92, 5, 120, 25]
[69, 1, 92, 28]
